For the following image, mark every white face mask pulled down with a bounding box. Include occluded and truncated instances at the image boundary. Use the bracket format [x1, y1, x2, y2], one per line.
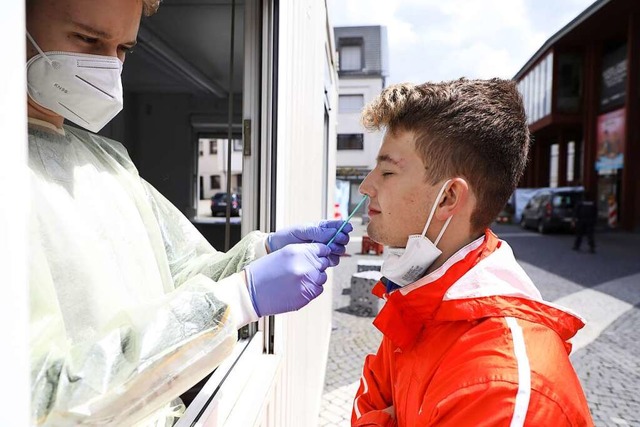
[26, 32, 124, 133]
[381, 179, 453, 287]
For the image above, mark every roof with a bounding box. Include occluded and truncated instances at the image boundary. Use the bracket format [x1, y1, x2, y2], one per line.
[513, 0, 611, 80]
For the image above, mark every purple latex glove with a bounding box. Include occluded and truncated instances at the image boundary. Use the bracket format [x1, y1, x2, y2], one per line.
[266, 220, 353, 258]
[245, 243, 332, 317]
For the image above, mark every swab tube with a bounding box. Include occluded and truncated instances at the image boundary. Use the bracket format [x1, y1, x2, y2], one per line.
[327, 195, 369, 246]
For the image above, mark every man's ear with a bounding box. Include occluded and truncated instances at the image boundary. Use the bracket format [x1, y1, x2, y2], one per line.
[436, 178, 469, 220]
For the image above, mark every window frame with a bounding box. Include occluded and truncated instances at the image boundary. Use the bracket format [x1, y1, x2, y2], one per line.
[179, 1, 278, 423]
[337, 133, 364, 150]
[210, 175, 221, 190]
[338, 37, 364, 72]
[338, 94, 365, 113]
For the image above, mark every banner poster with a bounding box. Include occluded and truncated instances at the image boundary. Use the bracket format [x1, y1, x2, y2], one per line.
[595, 108, 625, 172]
[600, 44, 627, 110]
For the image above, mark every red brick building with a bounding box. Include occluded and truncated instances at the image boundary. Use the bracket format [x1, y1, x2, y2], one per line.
[514, 0, 640, 230]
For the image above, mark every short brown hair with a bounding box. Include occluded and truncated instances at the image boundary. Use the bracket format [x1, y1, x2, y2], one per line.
[362, 78, 530, 232]
[142, 0, 161, 16]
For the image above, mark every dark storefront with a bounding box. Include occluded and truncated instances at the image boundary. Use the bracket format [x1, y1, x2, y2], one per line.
[514, 0, 640, 230]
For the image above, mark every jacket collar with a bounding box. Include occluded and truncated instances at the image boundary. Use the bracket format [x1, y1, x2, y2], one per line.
[372, 229, 585, 351]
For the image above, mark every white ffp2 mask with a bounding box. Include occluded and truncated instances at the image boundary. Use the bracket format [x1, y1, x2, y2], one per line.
[381, 179, 453, 287]
[26, 32, 124, 133]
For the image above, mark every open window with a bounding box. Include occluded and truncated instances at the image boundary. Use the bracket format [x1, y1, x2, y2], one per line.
[98, 0, 269, 419]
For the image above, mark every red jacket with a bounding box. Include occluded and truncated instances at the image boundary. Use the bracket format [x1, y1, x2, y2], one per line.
[352, 230, 594, 427]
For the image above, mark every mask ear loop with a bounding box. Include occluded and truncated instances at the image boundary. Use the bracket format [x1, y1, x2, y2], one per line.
[26, 32, 56, 98]
[421, 179, 453, 245]
[26, 32, 53, 66]
[434, 215, 452, 246]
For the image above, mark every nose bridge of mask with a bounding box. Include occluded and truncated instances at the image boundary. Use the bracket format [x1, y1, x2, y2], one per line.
[27, 31, 123, 74]
[421, 179, 453, 245]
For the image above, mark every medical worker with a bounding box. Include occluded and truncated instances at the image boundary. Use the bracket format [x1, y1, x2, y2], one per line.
[352, 80, 594, 426]
[26, 0, 352, 425]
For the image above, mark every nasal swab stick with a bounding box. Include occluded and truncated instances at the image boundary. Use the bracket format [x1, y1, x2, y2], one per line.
[327, 195, 369, 246]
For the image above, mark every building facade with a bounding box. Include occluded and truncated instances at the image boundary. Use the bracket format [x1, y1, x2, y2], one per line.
[514, 0, 640, 230]
[334, 26, 389, 213]
[198, 137, 243, 201]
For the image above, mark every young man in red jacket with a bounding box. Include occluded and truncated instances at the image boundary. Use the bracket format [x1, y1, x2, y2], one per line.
[352, 79, 594, 426]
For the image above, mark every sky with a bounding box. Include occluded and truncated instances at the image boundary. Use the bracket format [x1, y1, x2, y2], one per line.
[327, 0, 598, 84]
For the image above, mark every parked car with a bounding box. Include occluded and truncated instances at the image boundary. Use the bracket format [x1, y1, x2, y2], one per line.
[496, 202, 515, 224]
[211, 192, 241, 217]
[520, 189, 583, 233]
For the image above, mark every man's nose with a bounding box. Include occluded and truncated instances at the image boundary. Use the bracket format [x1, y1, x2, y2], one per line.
[359, 172, 375, 197]
[95, 45, 125, 62]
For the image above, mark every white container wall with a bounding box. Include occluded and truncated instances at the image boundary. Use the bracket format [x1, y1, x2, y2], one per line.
[0, 2, 29, 426]
[271, 0, 338, 423]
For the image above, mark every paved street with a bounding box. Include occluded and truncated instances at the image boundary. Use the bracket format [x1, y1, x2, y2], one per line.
[319, 220, 640, 427]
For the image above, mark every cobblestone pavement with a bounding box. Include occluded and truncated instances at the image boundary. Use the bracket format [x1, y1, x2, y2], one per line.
[319, 220, 640, 427]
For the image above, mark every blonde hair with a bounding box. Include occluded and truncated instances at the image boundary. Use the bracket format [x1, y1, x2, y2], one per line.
[142, 0, 161, 16]
[26, 0, 161, 17]
[362, 79, 530, 232]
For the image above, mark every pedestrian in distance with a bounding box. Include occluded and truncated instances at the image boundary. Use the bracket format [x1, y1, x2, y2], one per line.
[352, 79, 594, 426]
[573, 196, 598, 254]
[25, 0, 352, 425]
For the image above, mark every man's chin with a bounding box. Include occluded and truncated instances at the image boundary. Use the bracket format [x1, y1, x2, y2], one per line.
[366, 224, 409, 247]
[366, 225, 385, 245]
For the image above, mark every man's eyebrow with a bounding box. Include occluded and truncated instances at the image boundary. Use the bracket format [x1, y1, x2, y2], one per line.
[376, 154, 401, 166]
[71, 21, 137, 46]
[71, 21, 112, 38]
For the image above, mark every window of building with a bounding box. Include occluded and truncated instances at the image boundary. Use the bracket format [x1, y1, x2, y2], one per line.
[528, 73, 534, 122]
[339, 94, 365, 113]
[339, 40, 363, 71]
[199, 140, 204, 156]
[520, 76, 528, 123]
[233, 139, 243, 152]
[567, 141, 575, 182]
[526, 74, 533, 124]
[210, 175, 221, 190]
[550, 143, 559, 187]
[557, 53, 583, 113]
[209, 140, 218, 154]
[337, 133, 364, 150]
[519, 52, 553, 124]
[532, 71, 537, 120]
[545, 53, 553, 115]
[539, 64, 545, 119]
[533, 64, 542, 120]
